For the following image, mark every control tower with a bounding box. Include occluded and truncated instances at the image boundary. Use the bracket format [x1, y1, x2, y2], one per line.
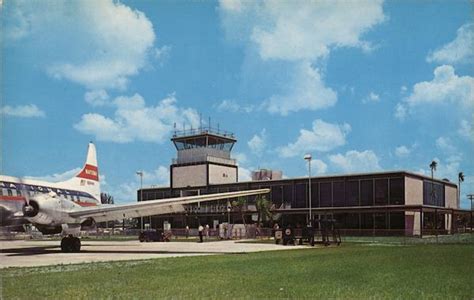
[170, 126, 238, 189]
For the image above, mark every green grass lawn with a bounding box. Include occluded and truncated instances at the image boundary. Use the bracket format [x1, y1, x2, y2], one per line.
[1, 244, 472, 299]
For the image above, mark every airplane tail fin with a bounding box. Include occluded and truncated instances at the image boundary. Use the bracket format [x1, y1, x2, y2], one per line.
[59, 142, 101, 202]
[75, 142, 99, 182]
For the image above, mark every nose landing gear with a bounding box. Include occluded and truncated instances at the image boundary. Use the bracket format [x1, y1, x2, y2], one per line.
[60, 235, 81, 252]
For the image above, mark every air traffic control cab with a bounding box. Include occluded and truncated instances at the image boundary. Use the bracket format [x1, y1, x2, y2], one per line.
[170, 127, 238, 189]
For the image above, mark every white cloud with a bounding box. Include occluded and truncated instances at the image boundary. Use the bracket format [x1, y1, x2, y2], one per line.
[6, 0, 156, 90]
[154, 45, 172, 65]
[108, 166, 170, 204]
[329, 150, 381, 173]
[84, 89, 110, 107]
[215, 99, 255, 113]
[142, 166, 169, 187]
[458, 119, 473, 141]
[363, 91, 380, 103]
[395, 65, 474, 120]
[436, 136, 457, 154]
[109, 182, 137, 204]
[278, 119, 351, 157]
[74, 93, 199, 143]
[1, 104, 45, 118]
[395, 145, 411, 158]
[26, 168, 81, 182]
[233, 152, 248, 165]
[427, 23, 474, 65]
[218, 0, 385, 115]
[238, 166, 252, 182]
[263, 62, 337, 115]
[248, 129, 267, 156]
[234, 1, 387, 61]
[311, 159, 328, 175]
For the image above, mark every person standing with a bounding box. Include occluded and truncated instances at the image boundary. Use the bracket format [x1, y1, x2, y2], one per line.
[205, 224, 210, 240]
[198, 224, 204, 243]
[185, 225, 189, 239]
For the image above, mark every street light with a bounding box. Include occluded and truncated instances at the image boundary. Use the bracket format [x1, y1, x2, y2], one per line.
[136, 171, 144, 231]
[304, 154, 312, 225]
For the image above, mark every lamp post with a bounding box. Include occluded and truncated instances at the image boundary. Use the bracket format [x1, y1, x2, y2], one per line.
[136, 171, 143, 231]
[304, 154, 312, 225]
[227, 201, 231, 224]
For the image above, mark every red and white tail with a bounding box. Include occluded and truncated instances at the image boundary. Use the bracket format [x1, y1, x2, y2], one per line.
[59, 142, 101, 202]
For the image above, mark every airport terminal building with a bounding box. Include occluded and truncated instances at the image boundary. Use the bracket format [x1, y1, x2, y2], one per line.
[138, 127, 468, 236]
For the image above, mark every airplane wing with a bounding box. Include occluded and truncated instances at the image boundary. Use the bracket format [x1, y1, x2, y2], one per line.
[68, 188, 270, 223]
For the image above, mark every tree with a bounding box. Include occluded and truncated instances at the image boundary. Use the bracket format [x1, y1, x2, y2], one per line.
[255, 195, 273, 227]
[100, 193, 114, 204]
[231, 196, 247, 225]
[458, 172, 465, 204]
[429, 160, 437, 178]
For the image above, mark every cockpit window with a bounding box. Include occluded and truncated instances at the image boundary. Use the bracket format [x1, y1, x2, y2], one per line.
[7, 189, 13, 196]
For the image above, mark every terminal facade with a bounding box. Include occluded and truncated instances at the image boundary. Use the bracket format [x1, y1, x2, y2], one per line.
[138, 127, 467, 236]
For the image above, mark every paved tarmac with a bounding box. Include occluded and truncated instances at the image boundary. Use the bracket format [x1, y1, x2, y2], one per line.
[0, 239, 308, 268]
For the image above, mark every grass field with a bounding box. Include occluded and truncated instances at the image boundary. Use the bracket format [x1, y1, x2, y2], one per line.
[1, 243, 472, 299]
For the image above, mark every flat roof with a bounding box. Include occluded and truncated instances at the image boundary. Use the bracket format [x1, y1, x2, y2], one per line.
[140, 170, 457, 191]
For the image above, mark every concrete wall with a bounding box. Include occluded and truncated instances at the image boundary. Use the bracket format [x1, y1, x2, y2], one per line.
[208, 164, 237, 185]
[172, 165, 207, 188]
[405, 176, 423, 205]
[404, 177, 423, 235]
[445, 185, 458, 209]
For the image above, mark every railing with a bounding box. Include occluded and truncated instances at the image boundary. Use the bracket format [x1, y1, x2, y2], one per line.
[172, 155, 236, 165]
[172, 126, 235, 139]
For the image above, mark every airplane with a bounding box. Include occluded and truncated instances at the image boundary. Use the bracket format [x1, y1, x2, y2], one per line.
[0, 142, 269, 252]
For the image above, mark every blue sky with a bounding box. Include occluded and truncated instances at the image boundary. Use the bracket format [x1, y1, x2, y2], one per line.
[2, 0, 473, 207]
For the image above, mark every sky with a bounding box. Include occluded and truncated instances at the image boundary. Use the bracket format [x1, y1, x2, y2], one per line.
[1, 0, 473, 207]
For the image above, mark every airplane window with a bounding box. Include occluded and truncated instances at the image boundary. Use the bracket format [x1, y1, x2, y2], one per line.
[8, 189, 13, 196]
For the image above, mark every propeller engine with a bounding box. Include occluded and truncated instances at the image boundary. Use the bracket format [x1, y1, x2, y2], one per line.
[22, 199, 40, 218]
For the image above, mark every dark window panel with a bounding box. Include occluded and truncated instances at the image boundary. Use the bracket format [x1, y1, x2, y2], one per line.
[320, 182, 332, 207]
[423, 181, 445, 206]
[360, 213, 373, 229]
[375, 179, 388, 205]
[345, 180, 359, 206]
[389, 212, 405, 229]
[295, 184, 306, 208]
[360, 180, 373, 206]
[374, 213, 387, 229]
[389, 178, 404, 205]
[271, 186, 283, 206]
[283, 185, 293, 207]
[311, 182, 319, 208]
[333, 181, 345, 207]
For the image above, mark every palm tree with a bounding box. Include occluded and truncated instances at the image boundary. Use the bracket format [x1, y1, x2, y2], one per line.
[429, 160, 437, 205]
[429, 160, 437, 178]
[458, 172, 465, 204]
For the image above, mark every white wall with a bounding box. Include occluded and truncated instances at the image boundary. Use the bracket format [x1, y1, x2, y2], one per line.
[172, 165, 207, 188]
[209, 164, 237, 185]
